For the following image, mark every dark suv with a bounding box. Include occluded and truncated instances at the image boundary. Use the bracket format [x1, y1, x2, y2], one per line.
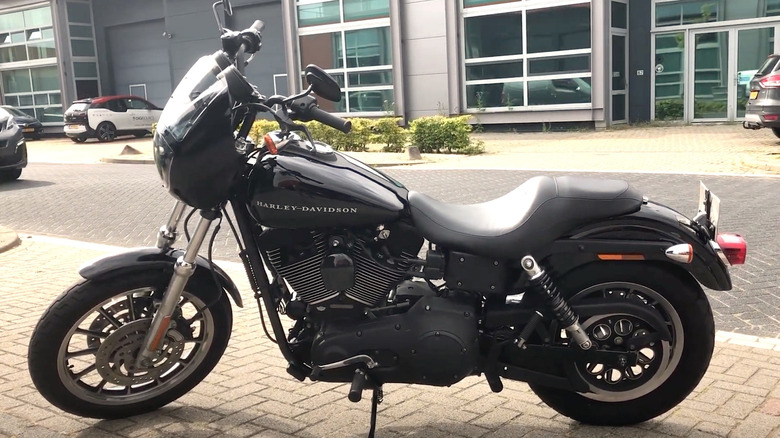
[744, 54, 780, 137]
[0, 107, 27, 181]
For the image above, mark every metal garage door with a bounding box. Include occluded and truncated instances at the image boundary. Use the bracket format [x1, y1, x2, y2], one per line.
[106, 19, 171, 108]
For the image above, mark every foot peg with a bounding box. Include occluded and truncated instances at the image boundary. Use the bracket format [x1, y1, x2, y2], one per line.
[521, 256, 592, 350]
[349, 369, 370, 402]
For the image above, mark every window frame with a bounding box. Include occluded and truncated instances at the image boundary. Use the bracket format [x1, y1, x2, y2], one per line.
[296, 0, 393, 116]
[461, 0, 593, 113]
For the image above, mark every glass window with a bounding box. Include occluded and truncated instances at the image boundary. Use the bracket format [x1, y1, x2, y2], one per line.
[466, 60, 524, 81]
[18, 95, 33, 106]
[464, 13, 523, 59]
[348, 70, 392, 86]
[74, 62, 98, 78]
[527, 5, 591, 53]
[528, 77, 592, 105]
[67, 2, 92, 24]
[2, 70, 32, 93]
[42, 28, 54, 39]
[0, 12, 23, 33]
[34, 94, 49, 105]
[769, 0, 780, 16]
[345, 27, 391, 67]
[31, 66, 59, 91]
[343, 0, 389, 21]
[27, 29, 42, 41]
[71, 39, 95, 57]
[4, 96, 19, 106]
[50, 93, 61, 104]
[612, 2, 627, 29]
[128, 98, 149, 109]
[463, 0, 506, 6]
[69, 24, 93, 38]
[0, 46, 28, 63]
[682, 2, 717, 24]
[298, 1, 340, 27]
[27, 41, 56, 60]
[467, 81, 523, 108]
[23, 7, 52, 28]
[300, 32, 343, 69]
[348, 89, 393, 112]
[529, 55, 590, 76]
[655, 33, 685, 120]
[11, 32, 25, 44]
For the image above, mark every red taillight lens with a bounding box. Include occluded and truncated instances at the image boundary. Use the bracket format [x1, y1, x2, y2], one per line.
[760, 74, 780, 88]
[716, 233, 747, 265]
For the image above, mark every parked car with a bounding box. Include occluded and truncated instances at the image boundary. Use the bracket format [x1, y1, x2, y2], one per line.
[743, 54, 780, 137]
[0, 106, 43, 140]
[0, 107, 27, 181]
[63, 95, 162, 143]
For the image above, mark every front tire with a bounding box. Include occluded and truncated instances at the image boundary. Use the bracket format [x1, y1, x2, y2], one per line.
[71, 137, 87, 143]
[28, 271, 232, 419]
[96, 122, 117, 142]
[528, 263, 714, 425]
[0, 168, 22, 181]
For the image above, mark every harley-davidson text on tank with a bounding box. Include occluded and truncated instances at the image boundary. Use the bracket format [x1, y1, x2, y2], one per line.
[255, 201, 358, 214]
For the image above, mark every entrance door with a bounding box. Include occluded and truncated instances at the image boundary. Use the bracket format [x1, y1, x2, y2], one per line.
[688, 26, 776, 121]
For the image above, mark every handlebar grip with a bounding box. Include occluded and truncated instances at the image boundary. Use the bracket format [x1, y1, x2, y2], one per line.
[309, 106, 352, 134]
[250, 20, 265, 33]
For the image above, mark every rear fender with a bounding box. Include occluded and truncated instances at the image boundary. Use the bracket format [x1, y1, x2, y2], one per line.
[543, 201, 731, 291]
[78, 247, 243, 307]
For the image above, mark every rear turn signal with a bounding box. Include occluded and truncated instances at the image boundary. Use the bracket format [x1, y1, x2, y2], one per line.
[597, 254, 645, 261]
[716, 233, 747, 265]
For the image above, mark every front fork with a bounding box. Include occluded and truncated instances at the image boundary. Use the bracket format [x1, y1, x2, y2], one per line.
[135, 201, 217, 368]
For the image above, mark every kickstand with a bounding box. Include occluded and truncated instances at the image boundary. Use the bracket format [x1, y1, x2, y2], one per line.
[367, 386, 383, 438]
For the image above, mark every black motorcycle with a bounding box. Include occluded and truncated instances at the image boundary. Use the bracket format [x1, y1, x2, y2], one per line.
[28, 2, 747, 435]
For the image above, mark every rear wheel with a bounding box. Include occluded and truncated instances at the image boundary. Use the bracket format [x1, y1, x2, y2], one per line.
[96, 122, 117, 142]
[0, 168, 22, 181]
[28, 271, 232, 418]
[134, 131, 150, 138]
[528, 263, 714, 425]
[771, 127, 780, 139]
[71, 137, 87, 143]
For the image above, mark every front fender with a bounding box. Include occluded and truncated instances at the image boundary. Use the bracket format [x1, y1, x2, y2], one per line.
[79, 247, 243, 307]
[545, 201, 732, 291]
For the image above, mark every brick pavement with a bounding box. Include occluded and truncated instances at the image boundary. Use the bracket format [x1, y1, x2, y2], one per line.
[2, 237, 780, 437]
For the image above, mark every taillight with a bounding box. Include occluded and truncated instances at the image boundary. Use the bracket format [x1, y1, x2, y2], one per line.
[759, 74, 780, 88]
[716, 233, 747, 265]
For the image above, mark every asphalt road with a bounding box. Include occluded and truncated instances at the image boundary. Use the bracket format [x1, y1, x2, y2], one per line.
[1, 163, 778, 337]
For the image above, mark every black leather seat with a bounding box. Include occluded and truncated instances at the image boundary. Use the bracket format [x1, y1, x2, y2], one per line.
[408, 176, 643, 259]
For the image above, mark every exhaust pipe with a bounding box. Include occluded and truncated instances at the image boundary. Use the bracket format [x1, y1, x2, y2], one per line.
[742, 121, 762, 130]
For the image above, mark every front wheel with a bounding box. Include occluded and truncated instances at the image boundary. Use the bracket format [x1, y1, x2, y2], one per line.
[28, 271, 232, 418]
[771, 127, 780, 139]
[528, 263, 714, 425]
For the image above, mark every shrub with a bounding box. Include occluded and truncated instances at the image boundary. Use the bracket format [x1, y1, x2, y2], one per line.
[409, 115, 484, 155]
[303, 121, 341, 147]
[372, 117, 407, 152]
[654, 99, 684, 120]
[333, 118, 372, 152]
[248, 118, 279, 144]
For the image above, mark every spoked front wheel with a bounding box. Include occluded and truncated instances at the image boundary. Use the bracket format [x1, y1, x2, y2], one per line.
[528, 263, 714, 425]
[28, 271, 232, 418]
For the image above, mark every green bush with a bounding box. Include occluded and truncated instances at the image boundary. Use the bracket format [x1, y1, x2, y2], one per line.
[409, 115, 484, 155]
[372, 117, 407, 152]
[334, 118, 372, 152]
[248, 119, 279, 144]
[655, 99, 684, 120]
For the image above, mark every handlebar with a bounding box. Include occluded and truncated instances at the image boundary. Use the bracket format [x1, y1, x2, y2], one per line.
[309, 106, 352, 134]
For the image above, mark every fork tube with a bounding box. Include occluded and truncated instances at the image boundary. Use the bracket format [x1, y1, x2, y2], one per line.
[136, 210, 215, 368]
[157, 201, 187, 250]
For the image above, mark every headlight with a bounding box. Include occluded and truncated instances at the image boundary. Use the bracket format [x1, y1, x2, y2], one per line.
[6, 118, 16, 130]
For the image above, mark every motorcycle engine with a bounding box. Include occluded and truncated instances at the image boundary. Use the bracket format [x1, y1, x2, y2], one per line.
[258, 223, 423, 312]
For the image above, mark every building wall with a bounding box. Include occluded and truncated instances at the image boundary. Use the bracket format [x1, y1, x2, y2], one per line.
[629, 0, 652, 122]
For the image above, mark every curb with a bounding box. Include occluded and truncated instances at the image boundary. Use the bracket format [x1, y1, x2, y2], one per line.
[0, 226, 20, 254]
[100, 156, 155, 164]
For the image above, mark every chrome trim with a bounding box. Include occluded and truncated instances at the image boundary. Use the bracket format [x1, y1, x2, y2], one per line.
[315, 355, 378, 372]
[505, 292, 525, 304]
[520, 256, 543, 280]
[665, 243, 693, 264]
[156, 201, 187, 250]
[709, 240, 730, 266]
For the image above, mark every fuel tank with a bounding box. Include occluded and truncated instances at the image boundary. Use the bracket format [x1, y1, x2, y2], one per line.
[247, 140, 409, 229]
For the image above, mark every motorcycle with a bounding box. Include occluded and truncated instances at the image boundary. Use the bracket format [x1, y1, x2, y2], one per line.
[28, 1, 747, 435]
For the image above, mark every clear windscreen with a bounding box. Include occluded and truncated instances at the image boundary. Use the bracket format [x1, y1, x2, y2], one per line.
[156, 55, 228, 141]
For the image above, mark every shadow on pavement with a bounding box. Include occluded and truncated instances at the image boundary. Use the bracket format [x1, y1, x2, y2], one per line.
[0, 179, 55, 191]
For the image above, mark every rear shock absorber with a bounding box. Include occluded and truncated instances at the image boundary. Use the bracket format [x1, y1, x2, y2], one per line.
[521, 256, 592, 350]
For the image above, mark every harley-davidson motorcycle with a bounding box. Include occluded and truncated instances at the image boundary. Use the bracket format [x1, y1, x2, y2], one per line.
[28, 2, 747, 435]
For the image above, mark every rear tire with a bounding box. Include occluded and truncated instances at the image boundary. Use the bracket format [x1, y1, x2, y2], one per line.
[134, 131, 150, 138]
[528, 263, 714, 425]
[28, 271, 232, 419]
[71, 137, 86, 143]
[0, 168, 22, 181]
[771, 127, 780, 139]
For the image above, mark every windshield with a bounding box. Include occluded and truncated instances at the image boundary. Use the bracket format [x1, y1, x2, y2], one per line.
[1, 106, 29, 117]
[67, 103, 89, 112]
[755, 56, 779, 77]
[156, 55, 227, 142]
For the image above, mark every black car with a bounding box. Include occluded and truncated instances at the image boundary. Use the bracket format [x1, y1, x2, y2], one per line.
[0, 107, 27, 181]
[744, 54, 780, 137]
[0, 105, 43, 140]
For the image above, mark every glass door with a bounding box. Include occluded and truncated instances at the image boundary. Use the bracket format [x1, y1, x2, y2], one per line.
[690, 30, 729, 120]
[736, 27, 775, 118]
[611, 34, 627, 123]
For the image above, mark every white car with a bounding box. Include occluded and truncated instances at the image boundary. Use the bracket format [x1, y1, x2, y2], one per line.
[63, 95, 162, 143]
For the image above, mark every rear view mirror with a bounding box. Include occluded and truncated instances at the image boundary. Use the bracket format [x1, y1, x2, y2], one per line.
[305, 65, 342, 102]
